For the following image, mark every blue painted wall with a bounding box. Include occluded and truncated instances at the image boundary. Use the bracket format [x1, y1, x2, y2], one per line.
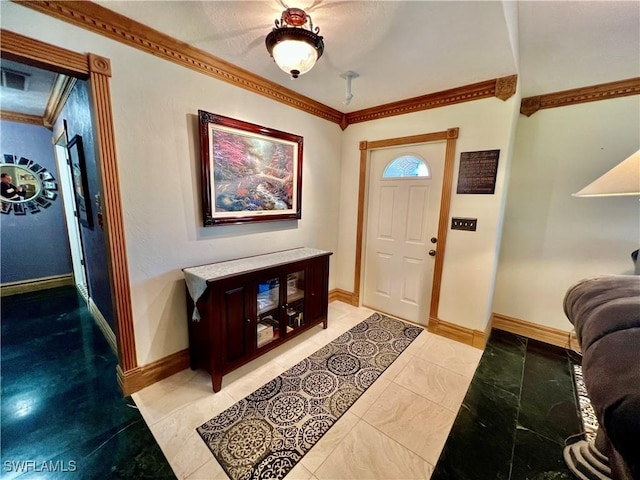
[0, 121, 72, 283]
[54, 80, 114, 329]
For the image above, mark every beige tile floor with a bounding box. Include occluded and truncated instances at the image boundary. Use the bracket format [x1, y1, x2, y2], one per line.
[132, 301, 483, 480]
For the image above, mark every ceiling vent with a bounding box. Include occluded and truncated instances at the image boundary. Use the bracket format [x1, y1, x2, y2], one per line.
[1, 68, 30, 91]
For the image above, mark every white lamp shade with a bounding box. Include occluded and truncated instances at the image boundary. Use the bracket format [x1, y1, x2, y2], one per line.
[573, 150, 640, 197]
[272, 40, 318, 77]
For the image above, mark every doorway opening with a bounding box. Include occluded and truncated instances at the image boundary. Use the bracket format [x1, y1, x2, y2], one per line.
[2, 30, 137, 393]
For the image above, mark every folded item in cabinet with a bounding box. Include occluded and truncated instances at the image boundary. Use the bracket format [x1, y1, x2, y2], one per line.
[257, 296, 276, 312]
[257, 322, 274, 347]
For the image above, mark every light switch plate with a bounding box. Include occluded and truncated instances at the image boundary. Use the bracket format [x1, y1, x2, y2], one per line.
[451, 217, 477, 231]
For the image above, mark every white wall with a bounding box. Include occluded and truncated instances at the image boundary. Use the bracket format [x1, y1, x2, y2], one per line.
[5, 2, 637, 363]
[493, 96, 640, 331]
[337, 95, 520, 332]
[1, 3, 343, 365]
[501, 0, 520, 73]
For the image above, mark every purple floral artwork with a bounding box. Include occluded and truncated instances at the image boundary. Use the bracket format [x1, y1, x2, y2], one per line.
[212, 130, 295, 213]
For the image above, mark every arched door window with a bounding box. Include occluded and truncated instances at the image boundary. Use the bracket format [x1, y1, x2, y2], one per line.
[382, 154, 430, 179]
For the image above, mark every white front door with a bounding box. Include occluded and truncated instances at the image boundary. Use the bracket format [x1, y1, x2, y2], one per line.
[363, 142, 446, 325]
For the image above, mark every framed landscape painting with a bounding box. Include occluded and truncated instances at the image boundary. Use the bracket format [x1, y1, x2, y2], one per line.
[198, 110, 303, 226]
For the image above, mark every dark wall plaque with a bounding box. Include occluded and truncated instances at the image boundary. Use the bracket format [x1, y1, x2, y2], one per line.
[456, 149, 500, 194]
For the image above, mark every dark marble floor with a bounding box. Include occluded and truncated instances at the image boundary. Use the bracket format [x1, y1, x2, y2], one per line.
[1, 286, 175, 479]
[432, 329, 584, 480]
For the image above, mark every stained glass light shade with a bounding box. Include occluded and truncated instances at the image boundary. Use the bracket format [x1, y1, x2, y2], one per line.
[382, 155, 430, 178]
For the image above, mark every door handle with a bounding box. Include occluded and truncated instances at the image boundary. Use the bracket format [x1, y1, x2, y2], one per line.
[428, 249, 436, 257]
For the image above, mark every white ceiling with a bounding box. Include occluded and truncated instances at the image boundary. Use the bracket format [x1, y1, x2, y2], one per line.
[0, 59, 57, 116]
[1, 1, 639, 116]
[94, 0, 639, 112]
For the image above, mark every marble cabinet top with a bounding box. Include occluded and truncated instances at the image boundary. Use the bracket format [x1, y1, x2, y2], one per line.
[183, 247, 331, 303]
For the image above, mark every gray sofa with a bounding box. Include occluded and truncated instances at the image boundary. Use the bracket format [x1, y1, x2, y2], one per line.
[563, 275, 640, 480]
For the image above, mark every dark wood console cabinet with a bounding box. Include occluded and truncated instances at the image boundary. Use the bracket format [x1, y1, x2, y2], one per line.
[183, 248, 332, 392]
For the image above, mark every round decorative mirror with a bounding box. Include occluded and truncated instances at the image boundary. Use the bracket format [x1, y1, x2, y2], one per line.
[1, 155, 58, 215]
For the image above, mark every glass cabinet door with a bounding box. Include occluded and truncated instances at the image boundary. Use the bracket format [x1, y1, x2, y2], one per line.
[284, 270, 305, 334]
[256, 277, 280, 349]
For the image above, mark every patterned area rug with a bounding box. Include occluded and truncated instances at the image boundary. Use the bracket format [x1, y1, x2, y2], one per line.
[573, 364, 599, 441]
[197, 312, 423, 480]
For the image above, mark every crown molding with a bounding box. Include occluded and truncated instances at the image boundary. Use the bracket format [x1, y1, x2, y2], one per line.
[15, 1, 521, 130]
[11, 3, 638, 126]
[495, 74, 518, 101]
[520, 77, 640, 116]
[345, 76, 516, 126]
[0, 110, 44, 127]
[15, 0, 344, 125]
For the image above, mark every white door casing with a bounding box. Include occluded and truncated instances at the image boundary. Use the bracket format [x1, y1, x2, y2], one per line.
[363, 142, 446, 325]
[53, 131, 88, 299]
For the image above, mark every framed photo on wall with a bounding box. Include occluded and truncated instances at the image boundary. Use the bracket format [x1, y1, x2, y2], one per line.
[198, 110, 303, 226]
[67, 134, 93, 228]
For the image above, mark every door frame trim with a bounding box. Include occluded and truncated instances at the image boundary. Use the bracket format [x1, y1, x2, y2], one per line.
[354, 128, 459, 324]
[52, 127, 89, 295]
[1, 29, 138, 390]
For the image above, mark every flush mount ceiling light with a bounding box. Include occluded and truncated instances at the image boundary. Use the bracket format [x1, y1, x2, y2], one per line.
[265, 7, 324, 79]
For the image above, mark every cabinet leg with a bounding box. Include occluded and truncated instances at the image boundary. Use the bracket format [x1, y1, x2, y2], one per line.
[323, 318, 328, 329]
[212, 373, 222, 393]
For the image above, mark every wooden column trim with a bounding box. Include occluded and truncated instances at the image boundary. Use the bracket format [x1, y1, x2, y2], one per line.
[352, 141, 369, 305]
[88, 53, 137, 372]
[429, 127, 459, 320]
[520, 77, 640, 116]
[353, 129, 457, 325]
[88, 52, 112, 76]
